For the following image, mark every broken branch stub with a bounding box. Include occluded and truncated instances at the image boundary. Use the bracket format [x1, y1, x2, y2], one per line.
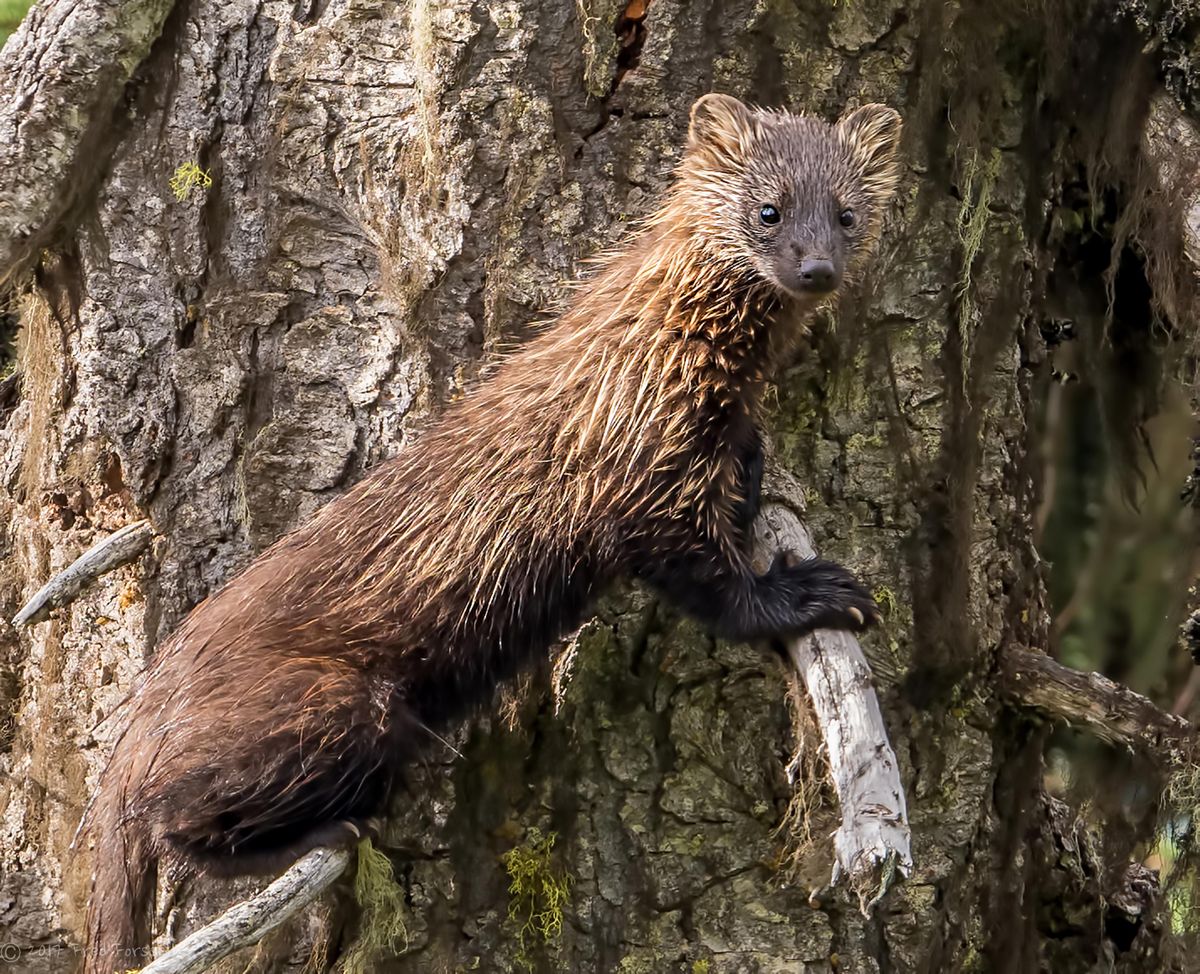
[12, 519, 153, 626]
[1001, 647, 1193, 759]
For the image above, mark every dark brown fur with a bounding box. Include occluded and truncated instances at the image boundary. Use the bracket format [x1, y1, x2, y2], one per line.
[82, 95, 902, 972]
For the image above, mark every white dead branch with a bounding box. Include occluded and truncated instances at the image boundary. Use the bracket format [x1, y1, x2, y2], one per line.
[137, 846, 352, 974]
[755, 482, 913, 912]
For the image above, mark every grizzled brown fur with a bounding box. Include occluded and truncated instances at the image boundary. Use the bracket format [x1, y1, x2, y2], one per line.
[82, 94, 902, 972]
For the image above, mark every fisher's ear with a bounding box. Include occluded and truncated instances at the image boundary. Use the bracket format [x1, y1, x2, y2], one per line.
[687, 93, 756, 160]
[837, 104, 904, 202]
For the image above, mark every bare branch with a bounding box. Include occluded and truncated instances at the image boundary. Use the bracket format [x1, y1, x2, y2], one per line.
[138, 846, 351, 974]
[0, 0, 176, 284]
[754, 489, 912, 913]
[1000, 648, 1193, 757]
[12, 519, 153, 626]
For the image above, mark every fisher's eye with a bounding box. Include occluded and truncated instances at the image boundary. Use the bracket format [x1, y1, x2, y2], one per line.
[758, 204, 781, 226]
[839, 208, 856, 228]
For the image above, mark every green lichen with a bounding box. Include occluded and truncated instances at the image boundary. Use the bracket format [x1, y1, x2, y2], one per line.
[845, 430, 884, 453]
[962, 944, 986, 973]
[872, 585, 899, 618]
[339, 839, 409, 973]
[501, 828, 572, 968]
[168, 161, 212, 201]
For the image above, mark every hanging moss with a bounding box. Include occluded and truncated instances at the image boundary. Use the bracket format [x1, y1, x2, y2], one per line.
[954, 146, 1002, 395]
[1156, 756, 1200, 937]
[576, 0, 625, 98]
[339, 839, 409, 974]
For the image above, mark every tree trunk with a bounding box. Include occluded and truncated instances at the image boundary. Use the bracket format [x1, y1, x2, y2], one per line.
[1, 1, 1197, 972]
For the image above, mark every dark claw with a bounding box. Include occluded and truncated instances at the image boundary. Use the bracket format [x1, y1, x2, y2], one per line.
[829, 585, 882, 634]
[339, 816, 383, 846]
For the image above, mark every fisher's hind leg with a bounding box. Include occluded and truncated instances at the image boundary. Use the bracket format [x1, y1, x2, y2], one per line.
[188, 816, 387, 878]
[143, 660, 413, 877]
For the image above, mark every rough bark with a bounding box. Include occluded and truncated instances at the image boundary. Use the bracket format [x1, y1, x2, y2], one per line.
[2, 1, 1198, 973]
[0, 0, 177, 284]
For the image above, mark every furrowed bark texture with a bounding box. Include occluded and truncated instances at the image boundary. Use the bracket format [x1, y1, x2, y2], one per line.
[0, 0, 177, 284]
[1, 1, 1196, 972]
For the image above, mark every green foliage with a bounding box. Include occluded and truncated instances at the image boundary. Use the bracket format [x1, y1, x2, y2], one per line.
[1158, 764, 1200, 936]
[169, 161, 212, 202]
[501, 828, 572, 968]
[339, 839, 409, 974]
[0, 1, 32, 46]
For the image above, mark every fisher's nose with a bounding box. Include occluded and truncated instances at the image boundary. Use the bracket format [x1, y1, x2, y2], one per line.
[796, 257, 838, 293]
